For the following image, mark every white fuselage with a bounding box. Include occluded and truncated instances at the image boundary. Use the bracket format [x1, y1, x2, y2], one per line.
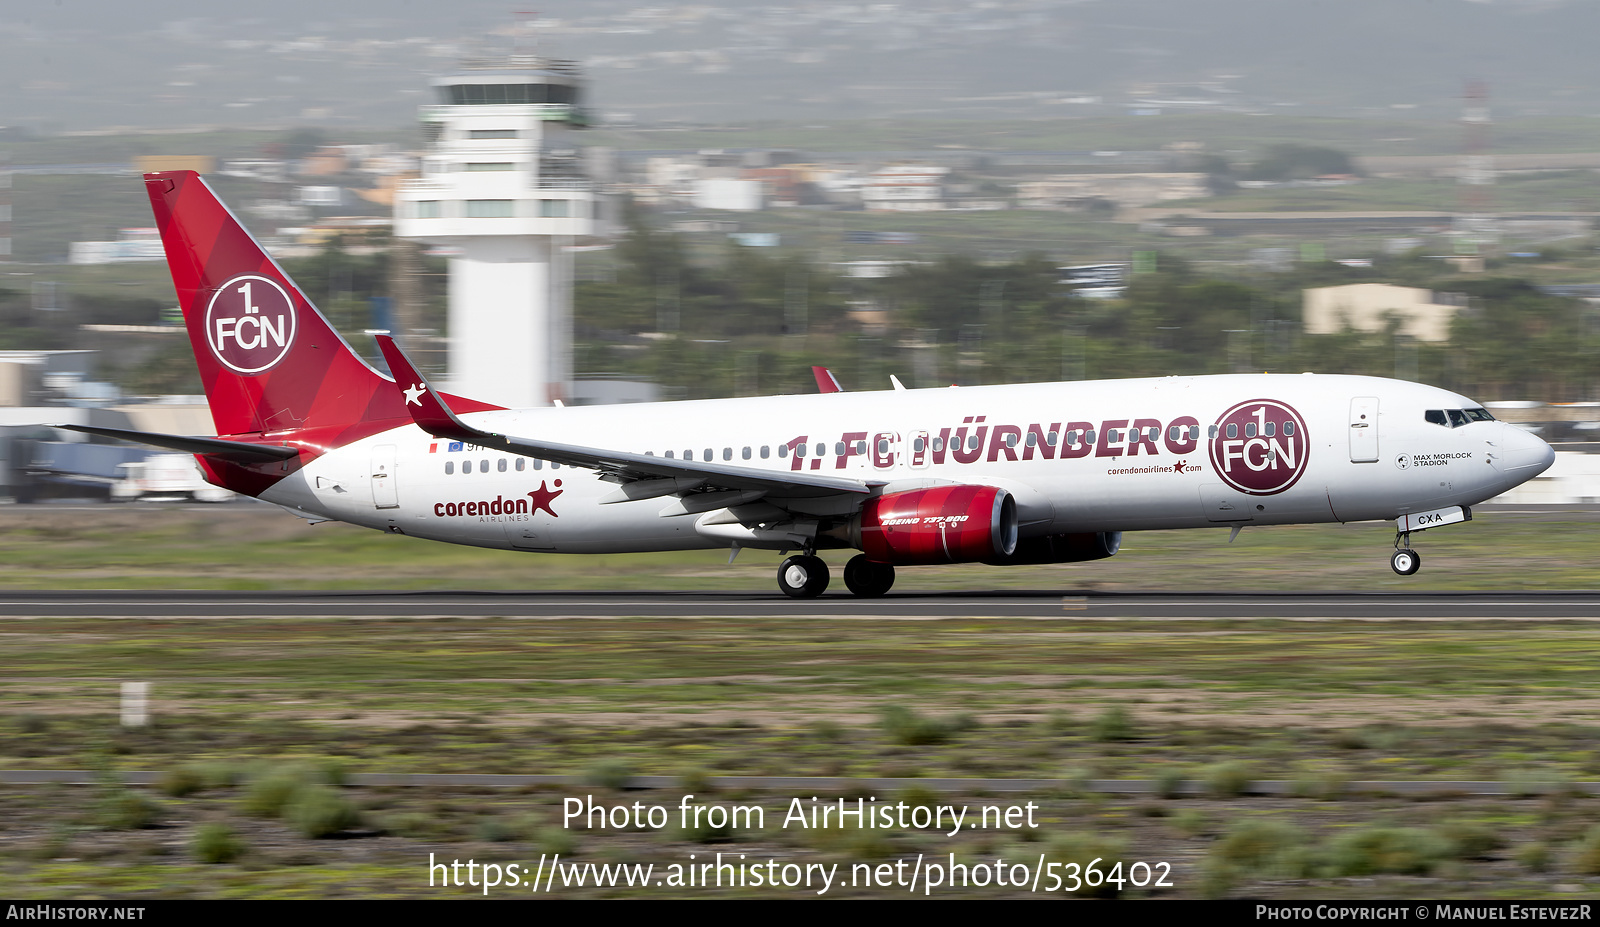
[259, 374, 1553, 554]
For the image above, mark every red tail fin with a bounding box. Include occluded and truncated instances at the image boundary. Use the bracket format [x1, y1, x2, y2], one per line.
[145, 171, 498, 444]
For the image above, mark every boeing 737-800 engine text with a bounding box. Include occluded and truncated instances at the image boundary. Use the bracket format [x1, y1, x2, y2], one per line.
[65, 171, 1557, 597]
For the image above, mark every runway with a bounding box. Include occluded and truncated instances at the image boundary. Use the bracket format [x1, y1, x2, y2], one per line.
[2, 589, 1600, 619]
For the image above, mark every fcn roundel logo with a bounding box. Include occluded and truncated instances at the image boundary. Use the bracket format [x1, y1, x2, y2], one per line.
[1207, 398, 1310, 495]
[205, 274, 298, 375]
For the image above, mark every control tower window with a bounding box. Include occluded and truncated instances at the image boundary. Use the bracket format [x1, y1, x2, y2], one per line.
[446, 83, 577, 106]
[466, 200, 515, 218]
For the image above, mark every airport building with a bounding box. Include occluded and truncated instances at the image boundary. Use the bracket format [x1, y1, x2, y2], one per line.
[393, 55, 598, 408]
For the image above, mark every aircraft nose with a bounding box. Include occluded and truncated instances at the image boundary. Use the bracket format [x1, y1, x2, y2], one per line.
[1495, 423, 1555, 485]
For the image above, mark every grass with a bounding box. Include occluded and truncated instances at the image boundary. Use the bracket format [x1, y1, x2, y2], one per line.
[2, 505, 1600, 897]
[2, 504, 1600, 592]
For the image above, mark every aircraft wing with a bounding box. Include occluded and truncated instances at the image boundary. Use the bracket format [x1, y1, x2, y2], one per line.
[375, 335, 881, 500]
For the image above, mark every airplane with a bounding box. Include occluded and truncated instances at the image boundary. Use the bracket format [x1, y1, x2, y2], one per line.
[64, 171, 1557, 598]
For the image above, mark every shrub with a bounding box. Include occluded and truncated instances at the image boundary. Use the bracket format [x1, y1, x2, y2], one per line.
[1328, 827, 1452, 876]
[1211, 820, 1312, 878]
[536, 826, 577, 856]
[880, 705, 964, 746]
[1155, 768, 1187, 799]
[1089, 705, 1133, 743]
[1436, 821, 1502, 860]
[1517, 841, 1552, 873]
[242, 769, 306, 818]
[583, 759, 634, 790]
[287, 784, 361, 838]
[98, 791, 161, 830]
[193, 823, 244, 863]
[1202, 761, 1253, 798]
[1570, 825, 1600, 875]
[159, 766, 205, 798]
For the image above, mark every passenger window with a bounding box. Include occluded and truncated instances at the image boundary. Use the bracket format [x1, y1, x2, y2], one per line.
[815, 443, 825, 457]
[533, 459, 543, 470]
[1245, 423, 1257, 438]
[445, 461, 454, 475]
[877, 439, 889, 454]
[1005, 433, 1018, 447]
[684, 450, 693, 460]
[835, 442, 846, 456]
[793, 444, 804, 458]
[1085, 429, 1097, 444]
[665, 450, 674, 458]
[1047, 432, 1057, 446]
[742, 447, 751, 460]
[1226, 423, 1238, 439]
[913, 437, 925, 452]
[704, 448, 713, 461]
[778, 445, 787, 458]
[1168, 426, 1180, 441]
[856, 441, 866, 454]
[761, 446, 770, 459]
[1026, 433, 1037, 447]
[497, 459, 507, 472]
[552, 462, 560, 470]
[1208, 425, 1218, 439]
[1189, 426, 1200, 440]
[1283, 422, 1294, 436]
[1264, 422, 1275, 437]
[723, 447, 732, 461]
[480, 459, 489, 471]
[463, 460, 473, 474]
[932, 437, 943, 452]
[516, 459, 525, 471]
[968, 435, 980, 450]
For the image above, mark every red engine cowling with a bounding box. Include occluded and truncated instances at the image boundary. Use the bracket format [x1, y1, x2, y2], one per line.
[853, 485, 1018, 565]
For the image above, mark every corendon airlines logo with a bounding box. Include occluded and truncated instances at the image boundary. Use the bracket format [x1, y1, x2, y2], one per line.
[1208, 399, 1309, 495]
[205, 274, 298, 375]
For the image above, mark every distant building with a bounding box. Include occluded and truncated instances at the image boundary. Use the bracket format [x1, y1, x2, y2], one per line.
[861, 165, 947, 212]
[1302, 284, 1468, 343]
[692, 178, 763, 212]
[68, 228, 164, 265]
[1019, 173, 1208, 210]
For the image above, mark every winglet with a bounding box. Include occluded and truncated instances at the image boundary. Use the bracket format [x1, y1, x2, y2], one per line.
[811, 366, 843, 393]
[375, 334, 497, 448]
[890, 374, 907, 391]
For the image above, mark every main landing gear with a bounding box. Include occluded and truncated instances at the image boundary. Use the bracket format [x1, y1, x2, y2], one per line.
[776, 552, 897, 598]
[778, 553, 829, 598]
[1390, 531, 1421, 576]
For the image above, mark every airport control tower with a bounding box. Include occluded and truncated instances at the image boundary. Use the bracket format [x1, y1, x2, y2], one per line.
[393, 55, 595, 408]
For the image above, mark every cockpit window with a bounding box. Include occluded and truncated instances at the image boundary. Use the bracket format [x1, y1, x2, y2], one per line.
[1426, 407, 1496, 428]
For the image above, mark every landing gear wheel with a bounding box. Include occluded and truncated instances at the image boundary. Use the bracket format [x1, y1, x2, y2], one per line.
[778, 555, 830, 598]
[843, 555, 896, 597]
[1390, 548, 1421, 576]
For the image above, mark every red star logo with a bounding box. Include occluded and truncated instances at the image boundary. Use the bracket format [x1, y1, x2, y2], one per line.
[1174, 460, 1187, 475]
[527, 479, 564, 518]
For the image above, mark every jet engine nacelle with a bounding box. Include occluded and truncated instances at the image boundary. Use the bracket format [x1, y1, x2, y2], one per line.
[844, 485, 1018, 565]
[985, 531, 1122, 566]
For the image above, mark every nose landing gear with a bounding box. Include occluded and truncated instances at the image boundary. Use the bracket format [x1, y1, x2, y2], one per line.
[1390, 531, 1421, 576]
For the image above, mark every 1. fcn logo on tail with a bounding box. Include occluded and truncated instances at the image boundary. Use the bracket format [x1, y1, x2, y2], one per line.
[205, 274, 298, 375]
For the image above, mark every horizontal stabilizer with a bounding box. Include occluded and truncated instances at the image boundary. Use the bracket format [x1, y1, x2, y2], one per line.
[54, 424, 300, 462]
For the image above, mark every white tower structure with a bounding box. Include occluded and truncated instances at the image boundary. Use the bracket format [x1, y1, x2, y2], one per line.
[393, 56, 595, 407]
